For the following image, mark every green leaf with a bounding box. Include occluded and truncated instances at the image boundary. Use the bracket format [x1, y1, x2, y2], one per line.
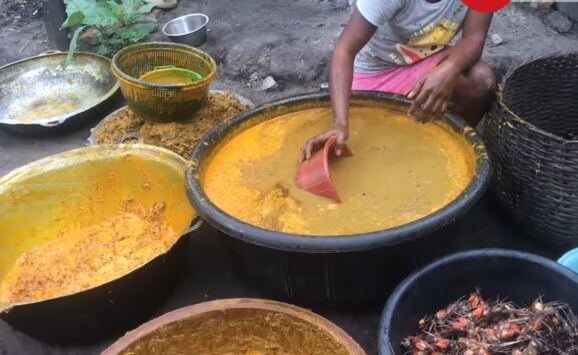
[97, 34, 127, 56]
[106, 0, 125, 23]
[60, 10, 84, 28]
[137, 3, 155, 15]
[122, 0, 137, 14]
[61, 0, 155, 58]
[63, 0, 119, 27]
[118, 22, 154, 42]
[62, 25, 87, 68]
[97, 42, 114, 56]
[123, 1, 153, 24]
[136, 17, 156, 24]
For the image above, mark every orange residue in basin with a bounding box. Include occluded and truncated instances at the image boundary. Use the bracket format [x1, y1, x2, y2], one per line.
[0, 201, 176, 304]
[202, 106, 476, 236]
[0, 148, 194, 306]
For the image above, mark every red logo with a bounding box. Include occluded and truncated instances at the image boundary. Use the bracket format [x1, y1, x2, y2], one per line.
[461, 0, 510, 13]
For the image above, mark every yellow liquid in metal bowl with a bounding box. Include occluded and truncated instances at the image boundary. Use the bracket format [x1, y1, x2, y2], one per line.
[0, 146, 195, 304]
[202, 106, 476, 236]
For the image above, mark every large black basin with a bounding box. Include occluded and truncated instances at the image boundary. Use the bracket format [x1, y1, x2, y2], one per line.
[186, 92, 491, 307]
[379, 249, 578, 354]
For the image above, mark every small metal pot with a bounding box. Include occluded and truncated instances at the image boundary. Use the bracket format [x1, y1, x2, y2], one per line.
[162, 14, 209, 47]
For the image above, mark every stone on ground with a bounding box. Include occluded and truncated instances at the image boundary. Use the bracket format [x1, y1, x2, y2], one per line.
[490, 33, 504, 46]
[545, 11, 573, 33]
[261, 76, 278, 91]
[558, 2, 578, 22]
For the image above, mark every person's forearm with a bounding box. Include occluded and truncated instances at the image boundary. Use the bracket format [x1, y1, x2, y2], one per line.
[329, 46, 354, 129]
[441, 11, 492, 76]
[445, 39, 484, 75]
[440, 37, 485, 76]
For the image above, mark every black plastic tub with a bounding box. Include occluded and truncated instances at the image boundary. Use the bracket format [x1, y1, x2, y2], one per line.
[379, 249, 578, 354]
[186, 92, 491, 307]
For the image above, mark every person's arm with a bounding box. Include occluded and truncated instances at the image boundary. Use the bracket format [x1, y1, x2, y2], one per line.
[299, 9, 376, 162]
[408, 10, 493, 121]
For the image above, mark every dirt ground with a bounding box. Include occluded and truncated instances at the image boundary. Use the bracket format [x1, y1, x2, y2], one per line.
[1, 1, 577, 104]
[0, 1, 577, 354]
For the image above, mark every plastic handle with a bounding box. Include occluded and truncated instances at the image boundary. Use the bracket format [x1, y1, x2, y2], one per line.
[186, 71, 203, 80]
[152, 66, 203, 81]
[40, 118, 66, 127]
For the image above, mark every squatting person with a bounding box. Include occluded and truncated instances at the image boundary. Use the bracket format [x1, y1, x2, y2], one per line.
[300, 0, 496, 161]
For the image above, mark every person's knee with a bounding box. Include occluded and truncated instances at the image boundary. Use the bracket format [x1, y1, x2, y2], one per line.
[463, 61, 496, 101]
[451, 62, 496, 125]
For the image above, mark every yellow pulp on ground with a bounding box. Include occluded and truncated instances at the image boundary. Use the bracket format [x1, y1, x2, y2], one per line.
[0, 202, 176, 304]
[203, 106, 476, 236]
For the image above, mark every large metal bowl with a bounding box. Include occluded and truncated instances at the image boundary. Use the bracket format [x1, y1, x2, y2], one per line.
[0, 52, 120, 134]
[162, 13, 209, 46]
[0, 144, 199, 344]
[103, 298, 365, 355]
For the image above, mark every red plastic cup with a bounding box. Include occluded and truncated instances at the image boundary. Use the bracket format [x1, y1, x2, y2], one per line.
[296, 137, 353, 203]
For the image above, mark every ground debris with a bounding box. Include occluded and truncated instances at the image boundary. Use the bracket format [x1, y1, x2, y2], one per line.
[545, 11, 573, 33]
[0, 0, 43, 27]
[261, 75, 279, 91]
[490, 33, 504, 47]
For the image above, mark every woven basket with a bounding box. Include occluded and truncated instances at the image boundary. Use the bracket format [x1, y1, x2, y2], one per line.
[111, 42, 217, 122]
[484, 53, 578, 247]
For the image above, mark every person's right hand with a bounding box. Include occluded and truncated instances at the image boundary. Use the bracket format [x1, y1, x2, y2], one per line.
[299, 125, 349, 163]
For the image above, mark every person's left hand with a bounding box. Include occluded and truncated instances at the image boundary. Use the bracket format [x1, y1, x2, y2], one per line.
[407, 63, 459, 122]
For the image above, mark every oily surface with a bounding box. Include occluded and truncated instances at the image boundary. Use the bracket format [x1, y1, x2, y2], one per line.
[139, 69, 200, 85]
[94, 92, 247, 158]
[0, 202, 175, 304]
[0, 149, 194, 304]
[121, 309, 350, 355]
[203, 106, 475, 236]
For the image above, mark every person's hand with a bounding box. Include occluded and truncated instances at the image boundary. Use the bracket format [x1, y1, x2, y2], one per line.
[407, 63, 458, 122]
[299, 125, 348, 163]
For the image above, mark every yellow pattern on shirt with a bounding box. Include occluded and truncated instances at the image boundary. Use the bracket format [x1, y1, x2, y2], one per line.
[408, 19, 461, 47]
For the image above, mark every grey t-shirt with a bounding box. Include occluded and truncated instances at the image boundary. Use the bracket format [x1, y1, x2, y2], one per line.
[354, 0, 468, 73]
